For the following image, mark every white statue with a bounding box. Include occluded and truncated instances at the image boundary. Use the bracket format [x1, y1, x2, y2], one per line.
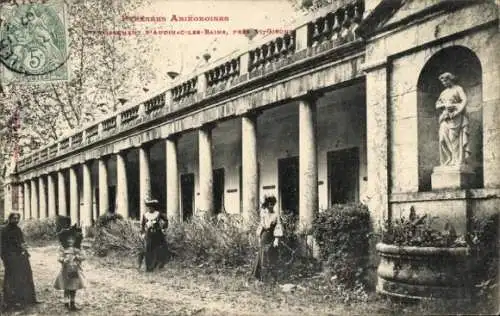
[435, 72, 470, 166]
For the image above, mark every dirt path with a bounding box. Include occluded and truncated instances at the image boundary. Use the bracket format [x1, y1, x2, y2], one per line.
[1, 244, 379, 316]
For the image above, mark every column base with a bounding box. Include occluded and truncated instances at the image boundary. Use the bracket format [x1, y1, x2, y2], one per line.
[431, 165, 475, 190]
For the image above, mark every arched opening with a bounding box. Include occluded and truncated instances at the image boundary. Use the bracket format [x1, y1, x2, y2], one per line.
[417, 46, 483, 191]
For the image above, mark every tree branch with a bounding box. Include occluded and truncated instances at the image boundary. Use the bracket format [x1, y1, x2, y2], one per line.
[50, 84, 75, 129]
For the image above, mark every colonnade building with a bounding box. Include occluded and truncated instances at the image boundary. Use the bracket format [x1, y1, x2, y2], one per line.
[3, 1, 499, 239]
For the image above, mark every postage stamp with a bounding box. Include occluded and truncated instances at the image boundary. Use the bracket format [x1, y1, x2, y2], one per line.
[0, 0, 69, 83]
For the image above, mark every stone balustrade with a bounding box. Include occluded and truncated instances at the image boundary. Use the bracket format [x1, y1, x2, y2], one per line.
[248, 31, 296, 74]
[49, 144, 58, 158]
[102, 117, 117, 132]
[205, 57, 240, 95]
[144, 93, 167, 115]
[39, 149, 48, 161]
[71, 132, 83, 148]
[309, 1, 363, 47]
[172, 77, 198, 102]
[15, 0, 365, 172]
[60, 138, 70, 151]
[86, 125, 99, 144]
[120, 105, 140, 128]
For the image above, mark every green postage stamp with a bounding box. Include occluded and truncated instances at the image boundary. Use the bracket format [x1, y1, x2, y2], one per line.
[0, 0, 69, 83]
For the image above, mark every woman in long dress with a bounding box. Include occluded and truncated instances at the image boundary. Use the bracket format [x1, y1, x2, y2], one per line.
[140, 199, 169, 272]
[252, 196, 284, 282]
[0, 212, 39, 310]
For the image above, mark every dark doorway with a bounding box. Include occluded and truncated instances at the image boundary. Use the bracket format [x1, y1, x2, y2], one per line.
[94, 188, 100, 220]
[328, 147, 359, 205]
[181, 173, 195, 221]
[64, 171, 71, 217]
[109, 185, 116, 214]
[213, 168, 225, 214]
[278, 156, 299, 216]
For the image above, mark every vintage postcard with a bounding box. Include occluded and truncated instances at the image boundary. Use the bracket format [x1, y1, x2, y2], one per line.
[0, 0, 498, 315]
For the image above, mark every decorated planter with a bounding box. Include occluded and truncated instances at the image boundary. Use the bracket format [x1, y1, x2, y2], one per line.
[376, 243, 472, 300]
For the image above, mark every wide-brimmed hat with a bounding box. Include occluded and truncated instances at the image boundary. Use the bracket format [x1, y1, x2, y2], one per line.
[144, 198, 160, 206]
[57, 224, 83, 248]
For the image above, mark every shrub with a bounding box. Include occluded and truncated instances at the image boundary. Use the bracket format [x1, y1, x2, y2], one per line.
[21, 217, 58, 244]
[92, 218, 143, 257]
[96, 213, 124, 227]
[468, 213, 499, 308]
[312, 203, 371, 288]
[381, 206, 466, 247]
[166, 215, 259, 268]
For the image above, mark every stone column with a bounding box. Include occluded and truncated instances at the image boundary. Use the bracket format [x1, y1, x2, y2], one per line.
[39, 176, 47, 219]
[82, 162, 93, 229]
[364, 61, 390, 230]
[98, 157, 109, 215]
[69, 166, 79, 224]
[17, 184, 24, 219]
[116, 152, 129, 218]
[47, 173, 56, 218]
[30, 178, 38, 219]
[58, 171, 67, 216]
[298, 96, 318, 234]
[3, 183, 11, 220]
[198, 125, 214, 216]
[139, 145, 152, 219]
[166, 136, 180, 221]
[241, 114, 259, 224]
[24, 182, 30, 219]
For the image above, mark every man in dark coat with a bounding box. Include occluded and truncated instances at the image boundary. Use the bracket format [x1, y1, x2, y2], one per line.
[0, 212, 40, 310]
[139, 199, 168, 272]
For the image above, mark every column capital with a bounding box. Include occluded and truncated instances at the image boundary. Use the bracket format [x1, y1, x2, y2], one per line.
[242, 109, 262, 120]
[98, 154, 111, 162]
[200, 122, 217, 132]
[166, 133, 182, 142]
[360, 58, 388, 73]
[299, 90, 323, 104]
[140, 141, 155, 150]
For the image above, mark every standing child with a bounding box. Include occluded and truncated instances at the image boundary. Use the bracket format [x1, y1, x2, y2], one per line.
[54, 225, 85, 311]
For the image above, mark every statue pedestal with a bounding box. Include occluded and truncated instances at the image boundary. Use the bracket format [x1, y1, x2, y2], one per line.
[431, 165, 475, 190]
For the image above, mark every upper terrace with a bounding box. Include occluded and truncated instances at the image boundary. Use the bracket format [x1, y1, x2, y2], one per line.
[15, 0, 366, 173]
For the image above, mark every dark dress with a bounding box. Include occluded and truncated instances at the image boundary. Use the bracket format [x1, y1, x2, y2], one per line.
[0, 223, 37, 308]
[141, 211, 168, 272]
[252, 209, 283, 281]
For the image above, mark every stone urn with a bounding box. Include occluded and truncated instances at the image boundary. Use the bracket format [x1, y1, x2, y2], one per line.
[376, 243, 472, 300]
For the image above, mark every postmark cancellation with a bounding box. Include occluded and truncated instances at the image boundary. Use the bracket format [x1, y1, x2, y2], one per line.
[0, 0, 69, 83]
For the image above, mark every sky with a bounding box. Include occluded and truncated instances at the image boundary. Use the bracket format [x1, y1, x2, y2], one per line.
[116, 0, 302, 93]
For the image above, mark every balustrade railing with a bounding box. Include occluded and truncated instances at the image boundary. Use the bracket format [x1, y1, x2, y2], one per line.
[102, 117, 117, 132]
[172, 77, 197, 102]
[49, 144, 58, 157]
[86, 125, 99, 143]
[121, 106, 140, 125]
[248, 31, 296, 73]
[72, 132, 83, 147]
[205, 57, 240, 91]
[60, 138, 70, 151]
[39, 148, 48, 161]
[32, 152, 39, 164]
[144, 93, 166, 114]
[309, 1, 363, 48]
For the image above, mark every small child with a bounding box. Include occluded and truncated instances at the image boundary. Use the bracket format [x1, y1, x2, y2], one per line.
[54, 225, 85, 311]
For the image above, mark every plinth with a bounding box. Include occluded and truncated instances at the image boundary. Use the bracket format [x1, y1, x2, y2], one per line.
[431, 165, 475, 190]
